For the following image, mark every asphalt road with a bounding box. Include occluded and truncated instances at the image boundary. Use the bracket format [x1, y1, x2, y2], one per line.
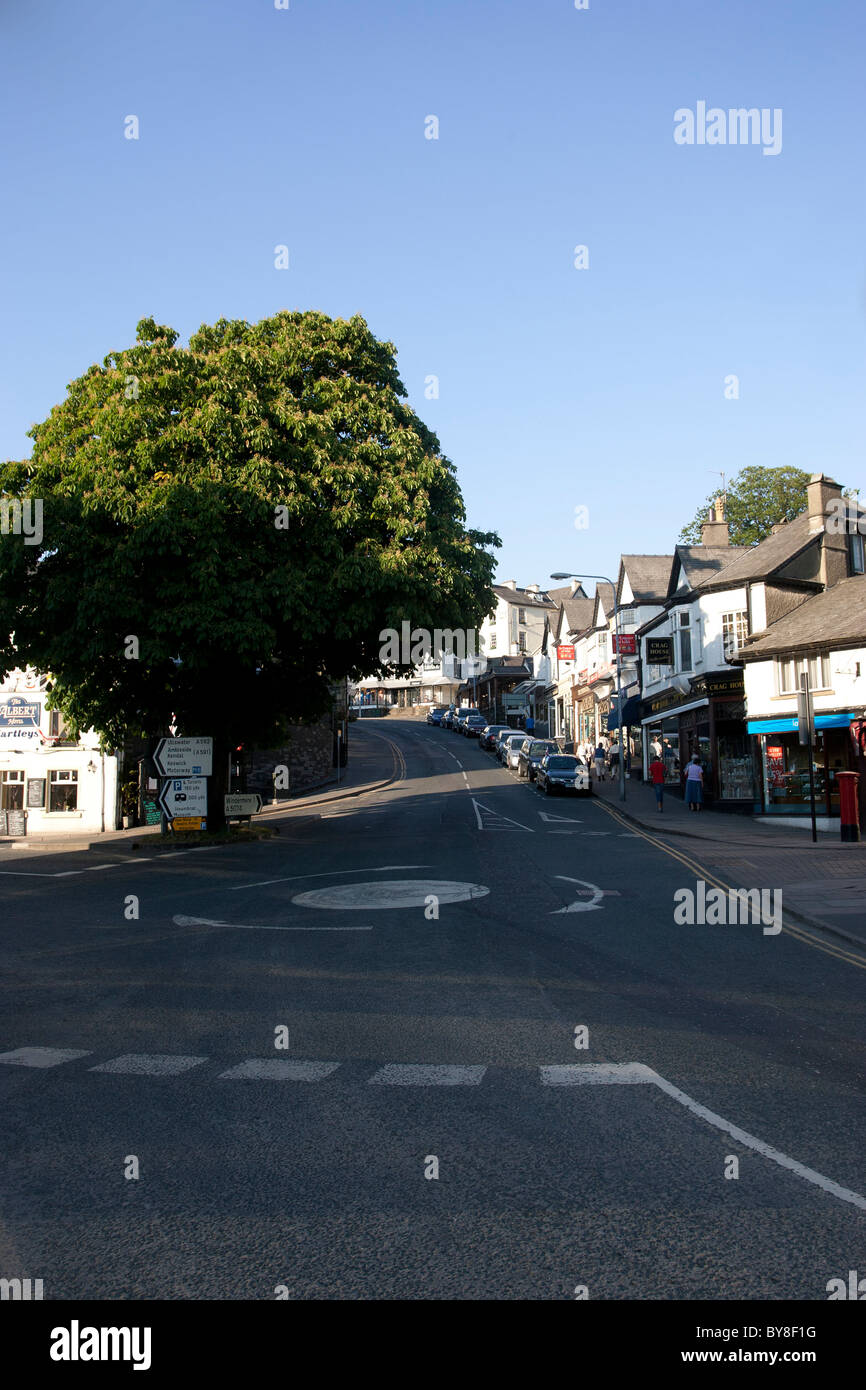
[1, 717, 864, 1300]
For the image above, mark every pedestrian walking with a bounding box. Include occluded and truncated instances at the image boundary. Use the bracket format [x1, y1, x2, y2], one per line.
[649, 753, 665, 811]
[684, 754, 704, 812]
[525, 711, 535, 737]
[594, 743, 606, 781]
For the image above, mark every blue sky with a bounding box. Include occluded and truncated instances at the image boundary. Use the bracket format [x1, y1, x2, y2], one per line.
[1, 0, 864, 592]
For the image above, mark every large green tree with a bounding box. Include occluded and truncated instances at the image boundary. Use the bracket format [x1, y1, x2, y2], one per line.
[0, 311, 499, 826]
[679, 466, 814, 546]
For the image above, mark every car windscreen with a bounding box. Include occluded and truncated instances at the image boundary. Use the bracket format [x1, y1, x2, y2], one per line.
[529, 742, 555, 754]
[546, 756, 578, 770]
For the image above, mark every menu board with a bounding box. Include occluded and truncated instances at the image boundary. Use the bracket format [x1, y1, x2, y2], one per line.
[27, 778, 46, 808]
[5, 810, 26, 836]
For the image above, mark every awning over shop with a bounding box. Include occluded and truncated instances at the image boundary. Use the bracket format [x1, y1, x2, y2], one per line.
[747, 712, 855, 734]
[607, 693, 642, 730]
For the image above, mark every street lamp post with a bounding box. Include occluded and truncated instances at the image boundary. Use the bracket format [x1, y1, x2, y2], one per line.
[551, 572, 627, 802]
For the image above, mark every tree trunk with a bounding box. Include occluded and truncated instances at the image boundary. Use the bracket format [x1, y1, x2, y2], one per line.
[207, 736, 230, 833]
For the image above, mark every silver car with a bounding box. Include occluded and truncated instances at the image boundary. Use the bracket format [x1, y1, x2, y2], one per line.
[501, 733, 530, 769]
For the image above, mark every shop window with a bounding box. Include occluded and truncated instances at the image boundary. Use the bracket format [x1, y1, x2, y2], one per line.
[850, 533, 865, 575]
[646, 719, 681, 783]
[722, 611, 749, 660]
[0, 769, 25, 811]
[48, 770, 78, 812]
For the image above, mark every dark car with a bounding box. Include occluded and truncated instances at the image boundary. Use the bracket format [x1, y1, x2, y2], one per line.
[479, 724, 510, 751]
[462, 713, 488, 737]
[517, 739, 559, 781]
[441, 706, 457, 729]
[426, 707, 446, 726]
[453, 707, 480, 733]
[536, 753, 592, 796]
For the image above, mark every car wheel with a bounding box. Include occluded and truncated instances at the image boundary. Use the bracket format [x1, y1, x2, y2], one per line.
[544, 781, 551, 795]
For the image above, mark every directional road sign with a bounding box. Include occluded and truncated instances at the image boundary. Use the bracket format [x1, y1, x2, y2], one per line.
[158, 777, 208, 819]
[153, 737, 213, 778]
[224, 794, 263, 816]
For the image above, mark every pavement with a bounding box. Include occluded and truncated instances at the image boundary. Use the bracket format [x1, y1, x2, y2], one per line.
[1, 715, 864, 1301]
[0, 719, 401, 862]
[591, 773, 866, 948]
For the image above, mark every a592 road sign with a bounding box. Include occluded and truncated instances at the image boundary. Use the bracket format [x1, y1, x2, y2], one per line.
[224, 794, 263, 816]
[153, 737, 213, 778]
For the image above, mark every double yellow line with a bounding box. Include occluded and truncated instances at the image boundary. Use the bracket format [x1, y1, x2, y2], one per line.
[594, 798, 866, 970]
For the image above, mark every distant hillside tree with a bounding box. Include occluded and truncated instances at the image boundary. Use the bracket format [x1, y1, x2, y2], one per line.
[679, 466, 814, 546]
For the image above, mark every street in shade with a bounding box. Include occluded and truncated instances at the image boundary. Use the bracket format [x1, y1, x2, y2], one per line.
[0, 717, 864, 1300]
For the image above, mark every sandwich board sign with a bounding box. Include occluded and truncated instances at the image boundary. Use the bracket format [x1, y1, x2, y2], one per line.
[153, 737, 213, 778]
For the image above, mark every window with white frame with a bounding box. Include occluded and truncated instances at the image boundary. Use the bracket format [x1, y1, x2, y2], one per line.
[517, 608, 526, 624]
[677, 611, 692, 671]
[722, 611, 749, 660]
[48, 769, 78, 812]
[518, 632, 527, 653]
[775, 654, 831, 695]
[850, 533, 865, 575]
[598, 632, 608, 663]
[488, 631, 497, 651]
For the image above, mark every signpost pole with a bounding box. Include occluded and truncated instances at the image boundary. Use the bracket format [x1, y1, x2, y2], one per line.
[798, 675, 817, 844]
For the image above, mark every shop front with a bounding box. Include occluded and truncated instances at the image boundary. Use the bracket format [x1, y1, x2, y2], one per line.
[641, 673, 755, 808]
[747, 712, 857, 819]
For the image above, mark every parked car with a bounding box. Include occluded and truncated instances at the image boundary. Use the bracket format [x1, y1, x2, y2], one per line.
[426, 707, 445, 726]
[453, 707, 480, 732]
[462, 713, 488, 737]
[494, 728, 520, 760]
[441, 706, 457, 729]
[501, 732, 530, 769]
[479, 724, 510, 751]
[517, 739, 559, 781]
[536, 753, 592, 796]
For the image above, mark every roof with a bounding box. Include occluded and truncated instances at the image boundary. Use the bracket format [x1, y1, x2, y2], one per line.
[492, 585, 556, 608]
[739, 575, 866, 659]
[592, 582, 615, 627]
[692, 514, 817, 588]
[559, 596, 595, 634]
[671, 545, 751, 594]
[547, 582, 588, 603]
[619, 555, 674, 603]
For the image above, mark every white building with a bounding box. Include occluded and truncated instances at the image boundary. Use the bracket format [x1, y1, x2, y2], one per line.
[0, 667, 120, 837]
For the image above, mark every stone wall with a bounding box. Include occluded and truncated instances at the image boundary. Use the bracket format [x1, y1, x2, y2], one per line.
[242, 718, 335, 801]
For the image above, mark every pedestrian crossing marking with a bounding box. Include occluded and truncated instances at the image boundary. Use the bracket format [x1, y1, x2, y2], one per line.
[89, 1054, 208, 1076]
[368, 1064, 487, 1086]
[0, 1047, 91, 1068]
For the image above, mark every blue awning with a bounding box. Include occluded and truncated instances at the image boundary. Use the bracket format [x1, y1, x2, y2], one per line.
[607, 693, 642, 730]
[747, 713, 855, 734]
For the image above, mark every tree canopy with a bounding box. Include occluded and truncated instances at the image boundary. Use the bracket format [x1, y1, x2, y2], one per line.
[679, 466, 815, 546]
[0, 311, 499, 762]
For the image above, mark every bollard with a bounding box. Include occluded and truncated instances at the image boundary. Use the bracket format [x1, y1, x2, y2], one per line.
[836, 771, 860, 842]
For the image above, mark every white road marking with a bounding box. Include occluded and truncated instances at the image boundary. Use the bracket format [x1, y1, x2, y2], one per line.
[551, 876, 608, 914]
[291, 879, 489, 911]
[90, 1054, 207, 1075]
[219, 1059, 340, 1081]
[471, 799, 534, 832]
[542, 1063, 866, 1213]
[542, 1063, 653, 1085]
[538, 812, 583, 823]
[368, 1064, 487, 1086]
[0, 1047, 91, 1068]
[233, 864, 430, 891]
[172, 914, 372, 931]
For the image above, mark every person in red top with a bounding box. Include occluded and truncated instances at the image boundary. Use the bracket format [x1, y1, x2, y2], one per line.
[649, 755, 665, 811]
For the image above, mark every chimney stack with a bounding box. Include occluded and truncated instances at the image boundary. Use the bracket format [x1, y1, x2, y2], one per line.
[700, 495, 730, 547]
[807, 473, 846, 587]
[502, 579, 517, 590]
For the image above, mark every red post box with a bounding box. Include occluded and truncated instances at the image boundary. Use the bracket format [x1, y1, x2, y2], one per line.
[836, 771, 860, 842]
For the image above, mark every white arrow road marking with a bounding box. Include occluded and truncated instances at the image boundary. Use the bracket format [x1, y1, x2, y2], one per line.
[472, 799, 534, 832]
[172, 915, 372, 931]
[541, 1064, 866, 1213]
[551, 875, 621, 914]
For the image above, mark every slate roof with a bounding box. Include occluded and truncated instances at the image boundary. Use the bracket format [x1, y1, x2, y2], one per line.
[558, 596, 595, 634]
[671, 545, 751, 594]
[691, 514, 816, 588]
[739, 575, 866, 659]
[492, 585, 556, 607]
[619, 555, 674, 603]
